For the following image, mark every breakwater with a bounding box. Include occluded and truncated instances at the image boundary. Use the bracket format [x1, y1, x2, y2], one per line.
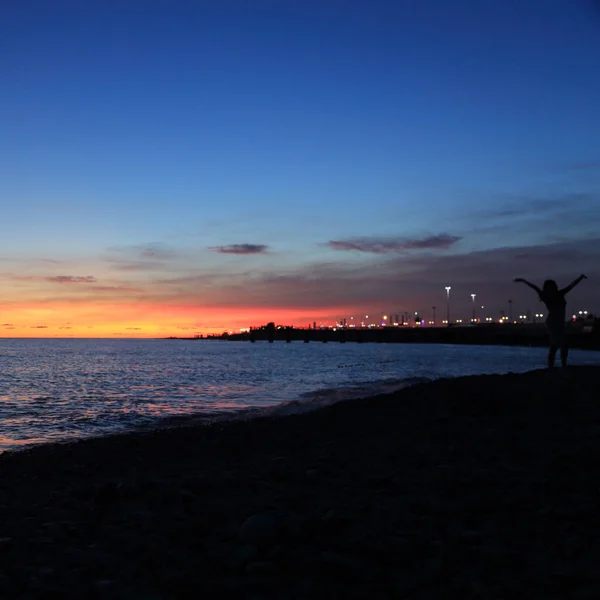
[225, 324, 600, 350]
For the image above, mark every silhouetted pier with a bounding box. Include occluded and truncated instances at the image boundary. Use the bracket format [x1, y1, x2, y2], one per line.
[233, 323, 600, 351]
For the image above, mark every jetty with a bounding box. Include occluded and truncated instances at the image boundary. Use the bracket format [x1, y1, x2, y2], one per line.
[217, 322, 600, 351]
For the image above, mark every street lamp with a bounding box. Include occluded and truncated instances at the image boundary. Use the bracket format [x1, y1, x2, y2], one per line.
[432, 306, 436, 327]
[471, 293, 476, 322]
[445, 286, 451, 326]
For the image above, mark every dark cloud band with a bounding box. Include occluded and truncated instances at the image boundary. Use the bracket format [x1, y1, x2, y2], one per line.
[46, 276, 97, 284]
[327, 234, 461, 254]
[209, 244, 269, 255]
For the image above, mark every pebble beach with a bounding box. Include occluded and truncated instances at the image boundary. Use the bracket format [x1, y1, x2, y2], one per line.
[1, 366, 599, 599]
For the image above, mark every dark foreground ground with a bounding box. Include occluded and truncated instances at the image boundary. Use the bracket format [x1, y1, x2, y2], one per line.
[1, 366, 599, 599]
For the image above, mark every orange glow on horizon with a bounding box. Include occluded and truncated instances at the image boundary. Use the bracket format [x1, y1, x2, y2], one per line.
[0, 301, 358, 338]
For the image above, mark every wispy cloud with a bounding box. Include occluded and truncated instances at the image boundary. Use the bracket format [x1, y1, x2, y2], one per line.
[0, 257, 63, 265]
[31, 325, 48, 329]
[327, 234, 461, 254]
[45, 275, 97, 284]
[107, 242, 180, 260]
[136, 243, 180, 260]
[108, 261, 165, 272]
[209, 244, 269, 255]
[94, 285, 144, 293]
[103, 242, 182, 272]
[473, 192, 593, 220]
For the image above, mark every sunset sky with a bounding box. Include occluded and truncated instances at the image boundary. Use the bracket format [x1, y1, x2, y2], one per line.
[1, 0, 600, 337]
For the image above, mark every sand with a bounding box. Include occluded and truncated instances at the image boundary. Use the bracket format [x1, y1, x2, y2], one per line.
[0, 366, 599, 599]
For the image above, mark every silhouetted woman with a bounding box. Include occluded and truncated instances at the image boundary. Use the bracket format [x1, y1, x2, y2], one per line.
[514, 274, 587, 368]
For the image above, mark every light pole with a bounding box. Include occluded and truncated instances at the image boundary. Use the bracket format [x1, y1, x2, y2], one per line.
[471, 293, 476, 322]
[445, 286, 451, 326]
[508, 299, 513, 323]
[432, 306, 436, 327]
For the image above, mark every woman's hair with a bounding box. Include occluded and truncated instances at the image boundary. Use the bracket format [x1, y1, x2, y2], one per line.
[543, 279, 558, 294]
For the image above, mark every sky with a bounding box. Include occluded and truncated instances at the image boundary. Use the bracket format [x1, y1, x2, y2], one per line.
[1, 0, 600, 337]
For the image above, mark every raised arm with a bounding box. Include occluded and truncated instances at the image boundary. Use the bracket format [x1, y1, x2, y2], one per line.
[560, 274, 587, 295]
[514, 278, 542, 294]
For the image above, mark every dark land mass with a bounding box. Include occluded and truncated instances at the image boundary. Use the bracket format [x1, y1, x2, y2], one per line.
[1, 367, 600, 599]
[214, 322, 600, 350]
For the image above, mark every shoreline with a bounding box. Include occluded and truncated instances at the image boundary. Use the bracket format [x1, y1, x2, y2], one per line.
[0, 377, 426, 456]
[1, 366, 599, 597]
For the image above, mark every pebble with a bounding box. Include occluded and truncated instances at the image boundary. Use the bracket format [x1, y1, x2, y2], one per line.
[245, 561, 274, 576]
[230, 544, 257, 566]
[239, 514, 279, 547]
[320, 551, 360, 571]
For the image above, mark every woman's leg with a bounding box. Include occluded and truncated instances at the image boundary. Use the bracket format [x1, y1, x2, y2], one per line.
[548, 345, 558, 369]
[560, 343, 568, 368]
[547, 322, 565, 369]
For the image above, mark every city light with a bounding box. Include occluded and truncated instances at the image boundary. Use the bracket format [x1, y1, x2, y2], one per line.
[295, 294, 593, 337]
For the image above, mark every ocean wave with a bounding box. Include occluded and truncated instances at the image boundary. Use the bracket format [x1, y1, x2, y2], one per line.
[263, 376, 430, 417]
[130, 377, 431, 433]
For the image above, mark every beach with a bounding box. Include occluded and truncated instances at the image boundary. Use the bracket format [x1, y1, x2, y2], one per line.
[1, 366, 599, 599]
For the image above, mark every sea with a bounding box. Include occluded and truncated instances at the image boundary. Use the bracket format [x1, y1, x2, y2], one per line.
[1, 338, 599, 453]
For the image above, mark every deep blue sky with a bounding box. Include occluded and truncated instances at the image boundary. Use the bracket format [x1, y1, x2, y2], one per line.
[1, 0, 599, 334]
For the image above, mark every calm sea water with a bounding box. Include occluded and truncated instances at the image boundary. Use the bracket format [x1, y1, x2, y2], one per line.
[1, 339, 599, 452]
